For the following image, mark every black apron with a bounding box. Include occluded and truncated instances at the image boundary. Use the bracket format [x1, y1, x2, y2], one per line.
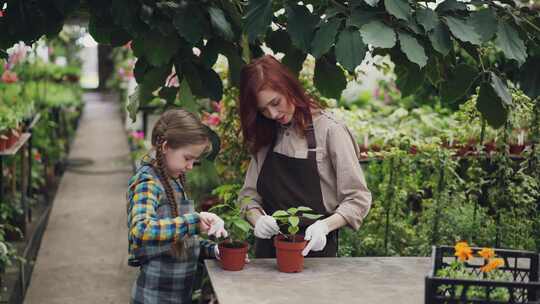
[255, 116, 339, 258]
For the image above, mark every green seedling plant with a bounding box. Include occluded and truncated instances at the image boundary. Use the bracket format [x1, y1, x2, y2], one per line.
[209, 185, 252, 247]
[272, 206, 323, 242]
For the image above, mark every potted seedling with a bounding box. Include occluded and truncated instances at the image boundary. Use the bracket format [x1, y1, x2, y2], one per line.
[209, 186, 251, 271]
[272, 207, 322, 273]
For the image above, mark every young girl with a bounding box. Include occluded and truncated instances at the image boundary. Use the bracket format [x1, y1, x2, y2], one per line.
[127, 109, 227, 304]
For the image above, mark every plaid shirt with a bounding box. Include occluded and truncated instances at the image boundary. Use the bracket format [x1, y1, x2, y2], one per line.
[127, 155, 216, 266]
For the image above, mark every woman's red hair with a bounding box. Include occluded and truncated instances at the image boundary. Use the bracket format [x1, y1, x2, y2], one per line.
[239, 55, 320, 154]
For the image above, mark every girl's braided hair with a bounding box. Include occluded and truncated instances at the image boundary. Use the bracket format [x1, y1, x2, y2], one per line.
[151, 109, 209, 256]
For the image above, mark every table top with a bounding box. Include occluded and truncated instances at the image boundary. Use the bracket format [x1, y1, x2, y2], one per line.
[205, 257, 432, 304]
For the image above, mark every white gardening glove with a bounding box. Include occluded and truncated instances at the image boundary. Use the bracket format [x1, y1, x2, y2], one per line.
[254, 215, 280, 239]
[302, 220, 329, 256]
[200, 212, 228, 239]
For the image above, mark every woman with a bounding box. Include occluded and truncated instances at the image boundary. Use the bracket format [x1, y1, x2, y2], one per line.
[127, 109, 227, 303]
[238, 55, 372, 258]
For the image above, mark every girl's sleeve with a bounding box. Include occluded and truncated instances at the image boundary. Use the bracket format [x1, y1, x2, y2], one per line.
[127, 173, 201, 245]
[199, 239, 217, 260]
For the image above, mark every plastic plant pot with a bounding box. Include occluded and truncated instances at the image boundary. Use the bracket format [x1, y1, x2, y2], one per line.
[274, 234, 307, 273]
[218, 240, 248, 271]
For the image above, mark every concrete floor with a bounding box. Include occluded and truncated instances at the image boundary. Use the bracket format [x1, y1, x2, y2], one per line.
[24, 92, 137, 304]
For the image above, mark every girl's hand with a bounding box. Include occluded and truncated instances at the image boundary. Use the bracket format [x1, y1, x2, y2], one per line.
[199, 212, 228, 238]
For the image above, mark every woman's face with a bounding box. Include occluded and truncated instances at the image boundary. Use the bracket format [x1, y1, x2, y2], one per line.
[256, 89, 295, 125]
[162, 142, 208, 176]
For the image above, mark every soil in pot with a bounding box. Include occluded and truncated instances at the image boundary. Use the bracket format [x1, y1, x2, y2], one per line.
[274, 234, 307, 273]
[218, 240, 248, 271]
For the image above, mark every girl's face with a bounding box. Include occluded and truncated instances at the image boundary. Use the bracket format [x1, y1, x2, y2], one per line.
[256, 89, 295, 125]
[162, 142, 208, 177]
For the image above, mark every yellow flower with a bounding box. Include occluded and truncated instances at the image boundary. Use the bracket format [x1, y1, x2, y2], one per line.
[480, 258, 505, 273]
[478, 248, 495, 260]
[454, 242, 473, 262]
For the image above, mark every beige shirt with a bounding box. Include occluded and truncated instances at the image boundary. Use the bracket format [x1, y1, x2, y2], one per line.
[239, 110, 372, 230]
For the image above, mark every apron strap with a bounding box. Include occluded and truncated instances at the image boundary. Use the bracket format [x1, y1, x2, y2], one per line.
[305, 114, 317, 160]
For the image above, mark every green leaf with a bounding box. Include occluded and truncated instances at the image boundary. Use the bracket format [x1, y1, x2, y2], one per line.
[286, 4, 319, 52]
[495, 21, 527, 66]
[416, 8, 438, 32]
[132, 33, 179, 67]
[272, 210, 289, 217]
[444, 16, 482, 45]
[469, 9, 497, 42]
[233, 219, 252, 233]
[288, 225, 299, 235]
[398, 32, 427, 68]
[440, 64, 479, 103]
[88, 16, 131, 46]
[174, 6, 205, 44]
[490, 72, 512, 106]
[134, 59, 150, 84]
[360, 21, 396, 49]
[282, 47, 307, 76]
[289, 216, 300, 227]
[519, 54, 540, 99]
[335, 28, 367, 72]
[384, 0, 411, 21]
[364, 0, 380, 7]
[159, 86, 179, 105]
[0, 50, 7, 60]
[348, 10, 377, 29]
[395, 61, 425, 97]
[214, 40, 245, 87]
[476, 77, 509, 129]
[209, 6, 235, 41]
[244, 0, 273, 42]
[287, 207, 298, 215]
[297, 206, 314, 212]
[311, 19, 341, 59]
[205, 127, 221, 161]
[314, 57, 347, 99]
[177, 79, 199, 113]
[142, 64, 171, 91]
[303, 213, 323, 220]
[436, 0, 467, 13]
[267, 29, 292, 54]
[201, 39, 220, 68]
[127, 87, 141, 122]
[199, 67, 224, 101]
[428, 21, 452, 56]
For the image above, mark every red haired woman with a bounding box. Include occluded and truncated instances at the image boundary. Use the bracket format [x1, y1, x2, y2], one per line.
[238, 55, 372, 258]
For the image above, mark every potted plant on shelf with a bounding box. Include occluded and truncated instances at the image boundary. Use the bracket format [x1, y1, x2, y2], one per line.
[272, 207, 322, 273]
[209, 184, 251, 271]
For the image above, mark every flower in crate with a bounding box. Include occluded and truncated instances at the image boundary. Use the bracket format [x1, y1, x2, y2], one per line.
[454, 241, 473, 261]
[480, 258, 504, 273]
[478, 247, 495, 260]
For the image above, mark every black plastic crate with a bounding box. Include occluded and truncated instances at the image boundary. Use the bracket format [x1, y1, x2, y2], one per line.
[425, 246, 540, 303]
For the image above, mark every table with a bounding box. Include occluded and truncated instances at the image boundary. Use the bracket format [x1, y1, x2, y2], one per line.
[205, 257, 432, 304]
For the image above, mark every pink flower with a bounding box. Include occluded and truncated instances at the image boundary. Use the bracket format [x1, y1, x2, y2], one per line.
[131, 131, 145, 140]
[1, 70, 18, 83]
[212, 101, 222, 113]
[206, 113, 221, 126]
[0, 10, 4, 17]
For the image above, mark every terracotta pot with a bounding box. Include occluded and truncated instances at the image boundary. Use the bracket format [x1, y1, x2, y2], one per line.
[6, 129, 19, 148]
[218, 240, 248, 271]
[509, 144, 525, 155]
[274, 234, 307, 273]
[483, 142, 497, 154]
[0, 134, 7, 151]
